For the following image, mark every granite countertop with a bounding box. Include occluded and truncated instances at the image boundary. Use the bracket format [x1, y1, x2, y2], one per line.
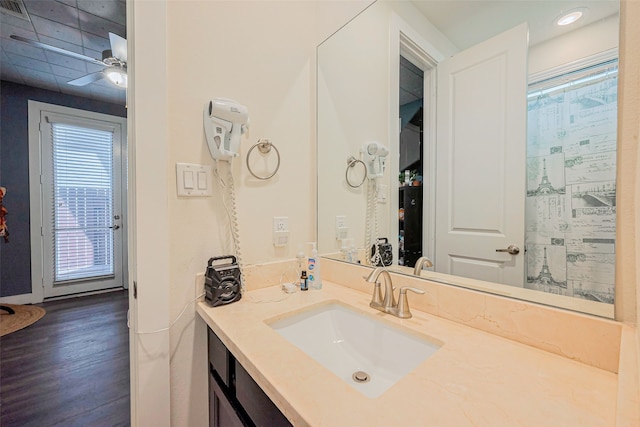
[196, 281, 617, 427]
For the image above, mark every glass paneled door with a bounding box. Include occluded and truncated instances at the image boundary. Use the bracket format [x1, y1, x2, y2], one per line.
[39, 110, 125, 298]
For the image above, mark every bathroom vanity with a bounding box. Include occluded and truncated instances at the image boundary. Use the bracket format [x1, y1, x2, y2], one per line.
[207, 327, 291, 427]
[197, 266, 634, 427]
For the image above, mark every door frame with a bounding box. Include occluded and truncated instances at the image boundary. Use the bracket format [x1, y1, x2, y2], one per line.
[27, 100, 128, 303]
[389, 13, 445, 267]
[126, 0, 172, 424]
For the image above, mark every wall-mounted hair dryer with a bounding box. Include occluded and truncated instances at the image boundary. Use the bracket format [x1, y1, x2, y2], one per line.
[361, 141, 389, 179]
[203, 98, 249, 161]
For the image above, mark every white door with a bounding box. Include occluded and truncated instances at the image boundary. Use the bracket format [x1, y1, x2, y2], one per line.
[39, 109, 126, 298]
[435, 23, 528, 286]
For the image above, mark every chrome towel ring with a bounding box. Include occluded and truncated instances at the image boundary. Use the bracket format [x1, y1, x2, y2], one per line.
[246, 138, 281, 180]
[345, 155, 366, 188]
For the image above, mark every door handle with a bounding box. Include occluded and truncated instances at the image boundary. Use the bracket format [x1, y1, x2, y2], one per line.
[110, 224, 120, 230]
[496, 245, 519, 255]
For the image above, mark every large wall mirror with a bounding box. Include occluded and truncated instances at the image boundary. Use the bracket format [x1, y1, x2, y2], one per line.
[317, 0, 619, 318]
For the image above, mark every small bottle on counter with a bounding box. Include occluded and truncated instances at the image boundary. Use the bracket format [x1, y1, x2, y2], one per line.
[300, 270, 308, 291]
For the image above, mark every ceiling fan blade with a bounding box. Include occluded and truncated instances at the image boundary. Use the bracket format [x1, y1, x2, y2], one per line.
[10, 35, 105, 66]
[67, 72, 104, 86]
[109, 32, 127, 63]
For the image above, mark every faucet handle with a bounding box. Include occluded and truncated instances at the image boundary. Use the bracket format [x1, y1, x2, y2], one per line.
[399, 287, 425, 295]
[395, 287, 425, 319]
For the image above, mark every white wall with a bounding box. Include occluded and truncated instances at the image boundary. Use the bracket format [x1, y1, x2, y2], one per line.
[128, 0, 171, 424]
[317, 2, 391, 258]
[317, 0, 457, 257]
[529, 14, 619, 75]
[160, 1, 370, 425]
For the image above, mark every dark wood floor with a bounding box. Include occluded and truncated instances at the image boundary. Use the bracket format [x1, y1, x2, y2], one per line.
[0, 290, 130, 427]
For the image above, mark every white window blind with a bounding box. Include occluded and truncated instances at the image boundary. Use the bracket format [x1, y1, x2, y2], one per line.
[51, 122, 115, 283]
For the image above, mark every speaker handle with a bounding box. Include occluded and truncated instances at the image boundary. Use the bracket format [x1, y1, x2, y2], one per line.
[207, 255, 238, 267]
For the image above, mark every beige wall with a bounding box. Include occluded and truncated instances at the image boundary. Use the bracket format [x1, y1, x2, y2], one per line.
[618, 0, 640, 373]
[131, 1, 639, 425]
[617, 0, 639, 326]
[616, 0, 640, 401]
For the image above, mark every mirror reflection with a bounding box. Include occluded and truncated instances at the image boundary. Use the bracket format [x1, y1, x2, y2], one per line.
[317, 0, 619, 316]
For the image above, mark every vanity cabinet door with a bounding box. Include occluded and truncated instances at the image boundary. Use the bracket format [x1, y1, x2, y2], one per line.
[208, 326, 291, 427]
[234, 360, 292, 427]
[209, 370, 246, 427]
[208, 328, 232, 387]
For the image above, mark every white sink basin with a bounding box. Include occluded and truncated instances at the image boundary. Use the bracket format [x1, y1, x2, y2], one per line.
[268, 302, 442, 398]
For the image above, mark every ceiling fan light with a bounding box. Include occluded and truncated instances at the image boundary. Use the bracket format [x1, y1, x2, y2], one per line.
[104, 68, 127, 88]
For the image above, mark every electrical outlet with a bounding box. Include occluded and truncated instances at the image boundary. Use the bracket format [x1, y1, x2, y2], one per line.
[273, 217, 289, 246]
[335, 215, 348, 240]
[273, 217, 288, 232]
[376, 184, 388, 203]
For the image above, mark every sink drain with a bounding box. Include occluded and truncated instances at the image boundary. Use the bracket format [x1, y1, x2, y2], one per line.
[352, 371, 370, 383]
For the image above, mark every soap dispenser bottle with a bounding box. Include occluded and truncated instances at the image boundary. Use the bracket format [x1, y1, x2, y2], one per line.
[296, 244, 306, 275]
[345, 239, 354, 263]
[340, 239, 349, 261]
[348, 239, 357, 264]
[307, 242, 322, 290]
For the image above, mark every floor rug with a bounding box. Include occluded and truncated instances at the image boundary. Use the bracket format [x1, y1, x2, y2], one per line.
[0, 304, 46, 337]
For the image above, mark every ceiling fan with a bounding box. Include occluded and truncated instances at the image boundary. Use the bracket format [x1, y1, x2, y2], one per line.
[10, 32, 128, 88]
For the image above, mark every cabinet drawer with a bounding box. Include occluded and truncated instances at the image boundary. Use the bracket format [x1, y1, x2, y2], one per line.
[208, 328, 231, 387]
[234, 359, 292, 427]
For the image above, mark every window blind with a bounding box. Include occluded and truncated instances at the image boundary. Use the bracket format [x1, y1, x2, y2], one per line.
[51, 122, 115, 283]
[528, 59, 618, 98]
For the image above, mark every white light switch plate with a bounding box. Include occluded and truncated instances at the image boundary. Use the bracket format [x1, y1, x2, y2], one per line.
[176, 163, 213, 196]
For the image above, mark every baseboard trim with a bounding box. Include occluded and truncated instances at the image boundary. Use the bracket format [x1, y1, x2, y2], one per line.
[1, 287, 126, 305]
[43, 287, 125, 302]
[0, 293, 37, 305]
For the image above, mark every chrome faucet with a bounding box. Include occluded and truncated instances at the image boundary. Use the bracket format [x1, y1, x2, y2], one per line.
[364, 267, 424, 319]
[413, 256, 433, 276]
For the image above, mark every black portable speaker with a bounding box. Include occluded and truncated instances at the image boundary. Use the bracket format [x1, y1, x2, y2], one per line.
[204, 255, 242, 307]
[370, 237, 393, 267]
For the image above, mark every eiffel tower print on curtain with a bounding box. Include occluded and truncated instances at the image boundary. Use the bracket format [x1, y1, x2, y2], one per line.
[526, 244, 567, 295]
[527, 156, 566, 196]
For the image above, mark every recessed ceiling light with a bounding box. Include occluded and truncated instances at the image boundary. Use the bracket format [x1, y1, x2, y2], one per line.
[555, 8, 588, 26]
